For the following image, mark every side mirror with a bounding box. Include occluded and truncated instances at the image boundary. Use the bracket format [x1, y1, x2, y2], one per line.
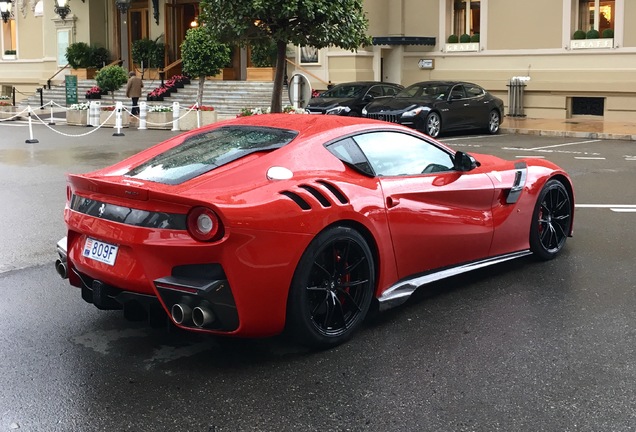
[363, 94, 374, 102]
[454, 151, 480, 171]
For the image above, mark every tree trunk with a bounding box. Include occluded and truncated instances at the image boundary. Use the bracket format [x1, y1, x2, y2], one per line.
[197, 75, 205, 108]
[271, 41, 287, 113]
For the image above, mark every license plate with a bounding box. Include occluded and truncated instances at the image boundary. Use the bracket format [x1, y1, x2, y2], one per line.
[83, 237, 118, 266]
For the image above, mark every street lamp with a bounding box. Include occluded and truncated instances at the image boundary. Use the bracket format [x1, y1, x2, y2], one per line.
[0, 0, 13, 24]
[53, 0, 71, 20]
[115, 0, 131, 14]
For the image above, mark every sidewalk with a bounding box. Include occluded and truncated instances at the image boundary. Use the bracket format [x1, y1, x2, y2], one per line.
[501, 117, 636, 141]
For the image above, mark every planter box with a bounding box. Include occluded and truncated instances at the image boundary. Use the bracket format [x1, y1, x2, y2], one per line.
[445, 42, 479, 52]
[178, 110, 217, 130]
[0, 106, 19, 120]
[100, 110, 130, 128]
[246, 67, 275, 81]
[147, 111, 173, 130]
[66, 109, 89, 126]
[70, 68, 97, 80]
[570, 38, 613, 49]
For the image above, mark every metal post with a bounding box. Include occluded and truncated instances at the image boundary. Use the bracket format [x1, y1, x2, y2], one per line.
[48, 101, 55, 125]
[12, 86, 15, 107]
[196, 103, 201, 128]
[172, 101, 180, 131]
[37, 88, 43, 109]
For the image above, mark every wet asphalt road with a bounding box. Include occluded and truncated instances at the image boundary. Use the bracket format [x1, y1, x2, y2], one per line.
[0, 121, 635, 431]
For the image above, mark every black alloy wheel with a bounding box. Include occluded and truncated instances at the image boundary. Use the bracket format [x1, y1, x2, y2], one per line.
[425, 112, 441, 138]
[286, 226, 375, 348]
[530, 179, 572, 260]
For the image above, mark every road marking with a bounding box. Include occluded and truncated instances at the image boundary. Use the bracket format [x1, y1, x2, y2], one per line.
[576, 204, 636, 213]
[574, 157, 606, 160]
[442, 134, 506, 142]
[529, 139, 602, 150]
[515, 155, 546, 159]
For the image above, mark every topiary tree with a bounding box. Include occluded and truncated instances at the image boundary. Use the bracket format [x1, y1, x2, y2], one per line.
[459, 33, 471, 43]
[602, 28, 614, 38]
[572, 30, 586, 40]
[90, 46, 111, 69]
[95, 65, 128, 103]
[470, 33, 480, 43]
[447, 34, 459, 43]
[131, 36, 165, 73]
[200, 0, 371, 113]
[181, 27, 231, 108]
[586, 29, 600, 39]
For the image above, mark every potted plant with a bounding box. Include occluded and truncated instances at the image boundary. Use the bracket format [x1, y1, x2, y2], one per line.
[602, 28, 614, 39]
[131, 37, 165, 79]
[66, 102, 90, 126]
[85, 86, 103, 100]
[586, 29, 600, 39]
[181, 26, 231, 109]
[470, 33, 480, 43]
[459, 33, 471, 43]
[146, 105, 173, 130]
[3, 49, 16, 60]
[447, 34, 459, 43]
[247, 39, 277, 81]
[66, 42, 97, 79]
[179, 104, 217, 130]
[572, 30, 586, 40]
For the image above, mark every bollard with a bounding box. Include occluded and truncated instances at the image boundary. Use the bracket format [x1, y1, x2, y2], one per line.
[113, 101, 124, 136]
[196, 103, 201, 129]
[88, 101, 100, 127]
[172, 102, 180, 131]
[25, 107, 39, 144]
[139, 101, 147, 130]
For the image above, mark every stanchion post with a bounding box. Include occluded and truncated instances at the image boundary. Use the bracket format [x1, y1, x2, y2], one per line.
[25, 106, 39, 144]
[88, 101, 96, 127]
[139, 101, 147, 130]
[172, 102, 180, 131]
[196, 102, 201, 129]
[113, 101, 124, 136]
[48, 101, 55, 125]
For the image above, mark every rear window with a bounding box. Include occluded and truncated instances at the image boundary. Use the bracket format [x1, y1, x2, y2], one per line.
[125, 126, 298, 185]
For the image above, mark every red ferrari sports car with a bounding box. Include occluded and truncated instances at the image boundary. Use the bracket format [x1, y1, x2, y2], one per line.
[55, 114, 574, 347]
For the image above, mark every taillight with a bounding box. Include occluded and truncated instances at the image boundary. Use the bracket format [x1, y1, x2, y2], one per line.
[187, 207, 223, 242]
[66, 185, 72, 201]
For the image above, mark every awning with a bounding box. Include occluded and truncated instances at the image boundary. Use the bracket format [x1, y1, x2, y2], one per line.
[372, 36, 436, 46]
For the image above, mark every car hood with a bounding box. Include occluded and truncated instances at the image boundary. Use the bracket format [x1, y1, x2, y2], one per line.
[365, 96, 436, 112]
[306, 97, 357, 109]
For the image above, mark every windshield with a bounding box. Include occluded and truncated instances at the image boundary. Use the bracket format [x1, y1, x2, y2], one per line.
[319, 84, 367, 98]
[125, 126, 298, 185]
[396, 84, 451, 99]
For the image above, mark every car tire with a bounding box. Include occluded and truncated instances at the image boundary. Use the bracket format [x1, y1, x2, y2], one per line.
[425, 112, 441, 138]
[286, 226, 375, 348]
[529, 179, 572, 260]
[488, 110, 501, 134]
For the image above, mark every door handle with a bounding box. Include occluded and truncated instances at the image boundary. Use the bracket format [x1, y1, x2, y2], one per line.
[386, 196, 400, 208]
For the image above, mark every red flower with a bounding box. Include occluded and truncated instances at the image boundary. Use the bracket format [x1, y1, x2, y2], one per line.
[189, 104, 214, 111]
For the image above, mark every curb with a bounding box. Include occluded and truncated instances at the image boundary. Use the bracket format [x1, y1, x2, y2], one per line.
[500, 127, 636, 141]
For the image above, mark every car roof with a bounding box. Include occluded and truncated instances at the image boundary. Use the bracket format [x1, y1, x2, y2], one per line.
[331, 81, 402, 87]
[409, 80, 478, 87]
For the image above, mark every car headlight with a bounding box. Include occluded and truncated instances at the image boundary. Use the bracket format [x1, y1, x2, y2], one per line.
[326, 106, 351, 115]
[401, 106, 425, 118]
[361, 107, 368, 116]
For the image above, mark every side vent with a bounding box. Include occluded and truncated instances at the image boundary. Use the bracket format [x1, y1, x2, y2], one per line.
[280, 191, 311, 210]
[299, 185, 331, 207]
[317, 180, 349, 204]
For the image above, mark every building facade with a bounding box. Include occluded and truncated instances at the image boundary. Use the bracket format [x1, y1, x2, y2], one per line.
[1, 0, 634, 121]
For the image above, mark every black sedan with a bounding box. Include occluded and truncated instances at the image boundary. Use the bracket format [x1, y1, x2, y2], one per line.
[362, 81, 504, 138]
[305, 81, 403, 116]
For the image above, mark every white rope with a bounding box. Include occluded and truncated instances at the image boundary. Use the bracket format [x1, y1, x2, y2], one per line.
[30, 109, 116, 137]
[123, 103, 200, 126]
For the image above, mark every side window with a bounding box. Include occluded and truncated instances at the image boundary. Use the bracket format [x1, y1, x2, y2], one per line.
[367, 86, 383, 98]
[465, 85, 484, 98]
[352, 132, 454, 177]
[383, 86, 399, 96]
[326, 138, 375, 176]
[450, 85, 466, 99]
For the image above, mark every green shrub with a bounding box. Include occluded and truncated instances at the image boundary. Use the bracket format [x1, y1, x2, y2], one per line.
[459, 33, 471, 43]
[66, 42, 93, 69]
[586, 29, 600, 39]
[447, 34, 458, 43]
[90, 47, 111, 69]
[572, 30, 586, 40]
[601, 28, 614, 38]
[470, 33, 480, 43]
[131, 37, 165, 69]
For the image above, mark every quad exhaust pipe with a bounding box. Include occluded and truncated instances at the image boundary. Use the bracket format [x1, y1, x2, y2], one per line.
[171, 303, 215, 328]
[55, 259, 68, 279]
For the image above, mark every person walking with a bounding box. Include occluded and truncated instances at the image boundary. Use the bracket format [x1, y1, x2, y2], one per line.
[125, 71, 143, 116]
